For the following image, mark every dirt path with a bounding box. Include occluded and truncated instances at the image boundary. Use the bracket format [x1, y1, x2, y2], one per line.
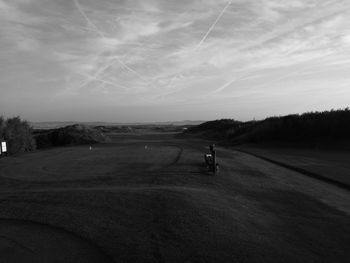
[0, 134, 349, 262]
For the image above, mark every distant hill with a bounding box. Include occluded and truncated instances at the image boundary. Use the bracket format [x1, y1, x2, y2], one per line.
[94, 125, 134, 133]
[31, 120, 205, 129]
[34, 124, 109, 149]
[183, 119, 242, 139]
[184, 109, 350, 148]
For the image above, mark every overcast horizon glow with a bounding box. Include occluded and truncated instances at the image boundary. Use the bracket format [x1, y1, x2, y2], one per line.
[1, 0, 350, 122]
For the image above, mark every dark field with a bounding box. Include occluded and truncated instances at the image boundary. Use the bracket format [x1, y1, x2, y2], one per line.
[0, 132, 349, 262]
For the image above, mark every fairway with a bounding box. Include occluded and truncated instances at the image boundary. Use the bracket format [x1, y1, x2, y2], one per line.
[0, 133, 349, 263]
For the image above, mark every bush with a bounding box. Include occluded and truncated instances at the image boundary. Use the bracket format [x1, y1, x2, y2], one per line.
[34, 124, 109, 149]
[0, 116, 36, 154]
[185, 119, 242, 139]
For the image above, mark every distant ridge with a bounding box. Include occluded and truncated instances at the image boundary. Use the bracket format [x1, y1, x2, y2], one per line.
[31, 120, 205, 129]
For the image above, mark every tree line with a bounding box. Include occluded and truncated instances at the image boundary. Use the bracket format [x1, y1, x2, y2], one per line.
[233, 108, 350, 143]
[185, 108, 350, 144]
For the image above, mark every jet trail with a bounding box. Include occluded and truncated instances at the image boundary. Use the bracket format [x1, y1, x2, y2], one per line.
[73, 0, 105, 38]
[72, 0, 150, 90]
[212, 51, 337, 95]
[116, 57, 147, 81]
[78, 72, 129, 90]
[213, 76, 239, 94]
[194, 0, 233, 51]
[76, 58, 118, 89]
[162, 0, 233, 94]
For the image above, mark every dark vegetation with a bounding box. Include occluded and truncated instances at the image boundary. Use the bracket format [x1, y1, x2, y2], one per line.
[183, 119, 243, 139]
[0, 116, 36, 154]
[34, 124, 109, 149]
[184, 108, 350, 146]
[3, 108, 349, 154]
[95, 124, 187, 134]
[1, 118, 184, 153]
[94, 125, 134, 133]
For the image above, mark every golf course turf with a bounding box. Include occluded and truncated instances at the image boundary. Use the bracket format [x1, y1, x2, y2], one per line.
[0, 132, 349, 262]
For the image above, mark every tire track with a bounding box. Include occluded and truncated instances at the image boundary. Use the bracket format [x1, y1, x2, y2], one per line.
[0, 219, 115, 263]
[0, 235, 36, 254]
[148, 144, 183, 263]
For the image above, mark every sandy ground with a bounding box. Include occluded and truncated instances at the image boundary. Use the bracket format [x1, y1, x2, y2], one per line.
[0, 133, 349, 262]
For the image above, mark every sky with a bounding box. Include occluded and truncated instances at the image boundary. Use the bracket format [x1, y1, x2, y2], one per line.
[0, 0, 350, 122]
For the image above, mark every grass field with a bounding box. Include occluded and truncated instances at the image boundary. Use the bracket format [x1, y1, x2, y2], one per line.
[0, 132, 349, 262]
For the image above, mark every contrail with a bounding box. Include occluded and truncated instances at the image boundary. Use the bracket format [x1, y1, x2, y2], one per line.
[73, 0, 105, 38]
[73, 0, 119, 88]
[162, 0, 233, 93]
[107, 55, 151, 84]
[73, 0, 159, 81]
[77, 55, 150, 91]
[83, 74, 130, 90]
[116, 57, 148, 81]
[211, 52, 335, 95]
[72, 0, 151, 89]
[212, 76, 239, 94]
[211, 68, 306, 95]
[194, 0, 233, 51]
[77, 58, 119, 89]
[96, 78, 129, 90]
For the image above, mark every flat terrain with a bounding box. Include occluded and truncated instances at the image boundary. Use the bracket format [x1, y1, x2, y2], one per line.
[0, 133, 349, 262]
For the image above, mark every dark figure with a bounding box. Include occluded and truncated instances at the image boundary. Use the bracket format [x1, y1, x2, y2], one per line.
[204, 144, 219, 174]
[204, 154, 212, 166]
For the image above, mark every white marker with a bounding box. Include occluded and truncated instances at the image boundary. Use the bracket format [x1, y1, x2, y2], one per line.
[145, 145, 148, 150]
[1, 142, 7, 153]
[89, 146, 92, 151]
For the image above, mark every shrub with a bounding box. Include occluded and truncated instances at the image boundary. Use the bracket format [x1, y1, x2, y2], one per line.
[0, 116, 36, 154]
[185, 119, 242, 139]
[34, 124, 109, 149]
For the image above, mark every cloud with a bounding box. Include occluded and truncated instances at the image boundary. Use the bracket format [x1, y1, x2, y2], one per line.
[116, 17, 160, 41]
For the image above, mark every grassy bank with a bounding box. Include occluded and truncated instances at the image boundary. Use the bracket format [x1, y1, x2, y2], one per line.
[184, 108, 350, 149]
